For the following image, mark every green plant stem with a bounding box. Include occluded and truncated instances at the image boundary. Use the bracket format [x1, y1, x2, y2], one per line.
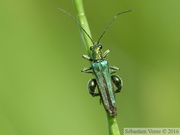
[73, 0, 92, 56]
[73, 0, 121, 135]
[107, 113, 121, 135]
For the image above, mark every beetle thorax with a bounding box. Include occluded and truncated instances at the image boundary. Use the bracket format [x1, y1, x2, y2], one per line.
[90, 44, 103, 61]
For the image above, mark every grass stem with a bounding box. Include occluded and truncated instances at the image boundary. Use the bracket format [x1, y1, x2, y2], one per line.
[73, 0, 92, 56]
[73, 0, 121, 135]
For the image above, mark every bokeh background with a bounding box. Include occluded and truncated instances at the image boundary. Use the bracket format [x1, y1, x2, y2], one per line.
[1, 0, 180, 135]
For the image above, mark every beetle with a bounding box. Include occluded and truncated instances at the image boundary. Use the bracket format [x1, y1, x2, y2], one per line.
[58, 8, 131, 117]
[81, 43, 122, 117]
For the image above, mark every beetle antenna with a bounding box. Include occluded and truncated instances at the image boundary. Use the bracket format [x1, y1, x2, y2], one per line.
[97, 10, 132, 44]
[58, 8, 95, 45]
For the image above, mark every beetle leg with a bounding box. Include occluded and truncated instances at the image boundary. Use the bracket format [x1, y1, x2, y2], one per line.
[103, 50, 110, 58]
[81, 67, 93, 73]
[110, 66, 119, 74]
[88, 79, 99, 97]
[111, 75, 123, 93]
[82, 55, 93, 61]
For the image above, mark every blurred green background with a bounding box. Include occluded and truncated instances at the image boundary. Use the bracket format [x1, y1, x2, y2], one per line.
[0, 0, 180, 135]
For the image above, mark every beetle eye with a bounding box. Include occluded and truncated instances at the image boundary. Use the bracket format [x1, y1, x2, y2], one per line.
[99, 45, 102, 49]
[90, 46, 93, 50]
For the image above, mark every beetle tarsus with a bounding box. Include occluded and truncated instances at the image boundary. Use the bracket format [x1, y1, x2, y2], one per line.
[110, 66, 119, 74]
[103, 50, 110, 58]
[81, 67, 92, 73]
[82, 55, 93, 61]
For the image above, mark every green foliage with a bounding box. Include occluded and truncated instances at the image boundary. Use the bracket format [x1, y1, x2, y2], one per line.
[0, 0, 180, 135]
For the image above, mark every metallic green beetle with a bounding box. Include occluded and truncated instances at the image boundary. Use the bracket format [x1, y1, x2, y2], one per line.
[58, 8, 131, 117]
[81, 43, 122, 117]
